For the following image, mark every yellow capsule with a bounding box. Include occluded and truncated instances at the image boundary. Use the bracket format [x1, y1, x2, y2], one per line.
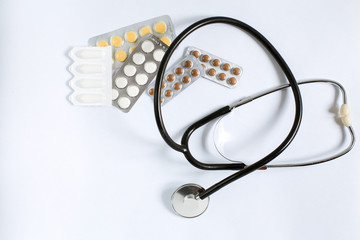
[140, 27, 152, 37]
[126, 32, 137, 43]
[155, 22, 167, 34]
[115, 50, 127, 62]
[130, 46, 136, 53]
[96, 40, 108, 47]
[160, 37, 171, 46]
[111, 36, 122, 47]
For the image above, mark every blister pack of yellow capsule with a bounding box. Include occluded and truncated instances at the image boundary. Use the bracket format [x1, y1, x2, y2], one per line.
[88, 15, 175, 70]
[185, 47, 243, 88]
[146, 55, 205, 105]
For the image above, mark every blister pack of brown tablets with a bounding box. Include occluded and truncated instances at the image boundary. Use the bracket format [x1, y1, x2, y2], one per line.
[147, 55, 204, 105]
[112, 34, 168, 112]
[88, 15, 175, 69]
[185, 47, 243, 88]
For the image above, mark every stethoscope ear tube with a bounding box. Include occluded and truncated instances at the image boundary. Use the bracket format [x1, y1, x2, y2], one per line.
[154, 17, 303, 201]
[212, 79, 355, 169]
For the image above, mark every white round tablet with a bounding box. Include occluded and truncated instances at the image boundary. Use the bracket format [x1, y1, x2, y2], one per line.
[127, 85, 140, 97]
[118, 97, 131, 109]
[141, 40, 155, 53]
[144, 62, 157, 73]
[153, 49, 165, 62]
[135, 74, 148, 85]
[132, 53, 145, 65]
[124, 65, 137, 76]
[112, 89, 119, 100]
[115, 77, 128, 88]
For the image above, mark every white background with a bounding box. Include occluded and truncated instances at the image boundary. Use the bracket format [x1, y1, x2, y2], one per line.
[1, 0, 360, 239]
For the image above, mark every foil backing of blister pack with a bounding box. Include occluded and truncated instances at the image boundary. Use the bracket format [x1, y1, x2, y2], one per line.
[88, 15, 175, 70]
[112, 34, 168, 112]
[147, 55, 204, 105]
[185, 47, 243, 88]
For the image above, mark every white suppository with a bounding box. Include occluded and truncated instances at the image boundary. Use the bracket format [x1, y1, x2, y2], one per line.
[68, 46, 112, 106]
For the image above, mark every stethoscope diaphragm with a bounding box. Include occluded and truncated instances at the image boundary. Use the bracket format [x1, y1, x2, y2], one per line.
[171, 184, 209, 218]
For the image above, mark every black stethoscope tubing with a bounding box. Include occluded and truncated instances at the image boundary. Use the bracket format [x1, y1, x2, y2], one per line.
[154, 16, 303, 199]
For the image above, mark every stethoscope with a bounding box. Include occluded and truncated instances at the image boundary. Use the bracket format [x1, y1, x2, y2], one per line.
[153, 17, 355, 218]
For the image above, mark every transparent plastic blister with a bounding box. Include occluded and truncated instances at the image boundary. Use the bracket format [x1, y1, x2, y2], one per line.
[68, 46, 112, 106]
[185, 47, 243, 88]
[88, 15, 175, 69]
[147, 55, 205, 105]
[112, 34, 168, 112]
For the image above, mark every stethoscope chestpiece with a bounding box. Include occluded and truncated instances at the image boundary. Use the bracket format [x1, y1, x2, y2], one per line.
[171, 184, 210, 218]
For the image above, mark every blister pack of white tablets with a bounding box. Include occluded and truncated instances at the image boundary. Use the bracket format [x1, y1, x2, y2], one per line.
[147, 55, 205, 105]
[185, 47, 243, 88]
[112, 34, 168, 112]
[68, 46, 112, 106]
[88, 15, 175, 69]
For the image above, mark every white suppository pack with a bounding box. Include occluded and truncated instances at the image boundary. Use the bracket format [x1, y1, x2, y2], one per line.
[68, 46, 112, 106]
[112, 34, 168, 112]
[185, 47, 243, 88]
[88, 15, 175, 69]
[147, 55, 205, 105]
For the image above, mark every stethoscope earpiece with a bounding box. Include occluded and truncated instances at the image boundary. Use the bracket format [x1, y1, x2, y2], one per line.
[171, 184, 210, 218]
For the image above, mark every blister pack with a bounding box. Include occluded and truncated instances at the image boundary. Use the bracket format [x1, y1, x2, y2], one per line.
[112, 34, 168, 112]
[185, 47, 243, 88]
[88, 15, 175, 69]
[147, 55, 204, 105]
[68, 46, 112, 106]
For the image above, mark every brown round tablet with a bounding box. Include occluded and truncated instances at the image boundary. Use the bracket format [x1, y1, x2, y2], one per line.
[161, 82, 166, 89]
[161, 97, 164, 103]
[217, 73, 226, 81]
[148, 88, 154, 96]
[164, 89, 173, 98]
[208, 68, 216, 76]
[201, 55, 210, 62]
[228, 77, 237, 86]
[191, 50, 200, 58]
[222, 63, 231, 71]
[173, 82, 182, 91]
[191, 69, 200, 77]
[232, 67, 241, 76]
[175, 67, 184, 75]
[182, 76, 191, 84]
[167, 74, 175, 82]
[183, 60, 193, 68]
[212, 59, 220, 67]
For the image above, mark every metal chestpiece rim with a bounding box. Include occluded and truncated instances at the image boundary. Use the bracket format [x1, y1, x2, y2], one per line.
[171, 183, 210, 218]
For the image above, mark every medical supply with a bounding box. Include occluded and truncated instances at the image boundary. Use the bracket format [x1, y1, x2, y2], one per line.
[147, 55, 204, 105]
[185, 47, 243, 88]
[68, 46, 112, 106]
[153, 16, 354, 218]
[88, 15, 175, 69]
[112, 34, 168, 112]
[68, 15, 356, 219]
